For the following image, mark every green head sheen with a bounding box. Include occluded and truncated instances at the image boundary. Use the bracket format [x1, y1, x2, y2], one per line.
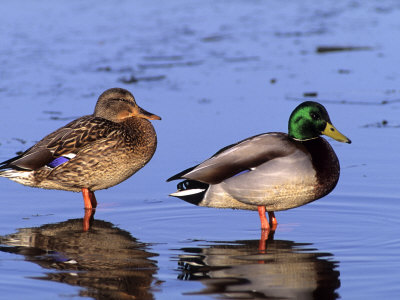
[288, 101, 351, 143]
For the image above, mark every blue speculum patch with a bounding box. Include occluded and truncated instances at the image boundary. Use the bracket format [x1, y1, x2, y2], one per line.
[47, 156, 70, 168]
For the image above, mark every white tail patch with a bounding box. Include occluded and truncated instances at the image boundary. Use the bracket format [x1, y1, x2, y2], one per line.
[170, 188, 205, 197]
[0, 170, 34, 185]
[0, 170, 31, 179]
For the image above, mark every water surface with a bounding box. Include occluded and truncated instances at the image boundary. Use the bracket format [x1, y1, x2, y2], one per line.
[1, 0, 400, 299]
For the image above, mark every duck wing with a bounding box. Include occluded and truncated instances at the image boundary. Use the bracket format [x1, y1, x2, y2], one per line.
[0, 116, 121, 171]
[167, 133, 297, 184]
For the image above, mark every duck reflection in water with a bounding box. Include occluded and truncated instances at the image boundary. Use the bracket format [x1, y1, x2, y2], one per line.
[178, 234, 340, 300]
[0, 219, 159, 300]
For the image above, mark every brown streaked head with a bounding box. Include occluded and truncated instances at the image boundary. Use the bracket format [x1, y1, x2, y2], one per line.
[94, 88, 161, 122]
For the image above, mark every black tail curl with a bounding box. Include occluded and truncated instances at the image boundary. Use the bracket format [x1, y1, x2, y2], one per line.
[174, 180, 209, 206]
[177, 180, 209, 191]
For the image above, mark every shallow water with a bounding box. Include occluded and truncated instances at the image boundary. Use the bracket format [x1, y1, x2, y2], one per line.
[1, 0, 400, 299]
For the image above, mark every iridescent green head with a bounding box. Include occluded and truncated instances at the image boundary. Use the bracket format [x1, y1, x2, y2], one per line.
[288, 101, 351, 143]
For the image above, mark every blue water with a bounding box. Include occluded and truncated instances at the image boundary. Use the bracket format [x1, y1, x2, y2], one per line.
[1, 0, 400, 299]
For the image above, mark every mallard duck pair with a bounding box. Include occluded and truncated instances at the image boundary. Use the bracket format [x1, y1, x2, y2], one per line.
[0, 88, 350, 232]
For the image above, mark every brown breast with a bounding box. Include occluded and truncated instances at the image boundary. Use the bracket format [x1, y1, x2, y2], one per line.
[302, 137, 340, 199]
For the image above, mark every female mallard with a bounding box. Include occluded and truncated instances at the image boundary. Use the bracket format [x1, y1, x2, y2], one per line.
[0, 88, 160, 228]
[167, 101, 351, 231]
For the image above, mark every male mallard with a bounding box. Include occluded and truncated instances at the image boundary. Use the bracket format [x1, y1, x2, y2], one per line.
[0, 88, 160, 229]
[167, 101, 351, 231]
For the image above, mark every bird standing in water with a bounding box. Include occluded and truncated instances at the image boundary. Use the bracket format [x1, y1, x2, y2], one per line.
[168, 101, 351, 233]
[0, 88, 160, 230]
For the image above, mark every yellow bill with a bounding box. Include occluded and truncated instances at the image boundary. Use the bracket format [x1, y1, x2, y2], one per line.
[322, 122, 351, 144]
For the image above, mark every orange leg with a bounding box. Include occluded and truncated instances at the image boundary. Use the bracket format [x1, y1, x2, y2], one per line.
[258, 206, 278, 233]
[258, 206, 270, 231]
[82, 188, 97, 209]
[81, 188, 97, 231]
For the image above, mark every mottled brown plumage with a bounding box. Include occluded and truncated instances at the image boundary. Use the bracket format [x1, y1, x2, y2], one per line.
[0, 88, 160, 222]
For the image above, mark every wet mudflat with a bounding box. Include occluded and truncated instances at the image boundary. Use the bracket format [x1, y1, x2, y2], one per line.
[1, 0, 400, 299]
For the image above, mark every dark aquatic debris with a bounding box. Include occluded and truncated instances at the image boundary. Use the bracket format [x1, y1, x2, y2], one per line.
[143, 55, 183, 61]
[223, 56, 259, 63]
[118, 75, 166, 84]
[96, 66, 135, 73]
[201, 34, 229, 42]
[95, 65, 168, 83]
[316, 46, 372, 53]
[96, 66, 112, 72]
[286, 95, 400, 106]
[275, 29, 326, 37]
[12, 138, 26, 145]
[198, 98, 212, 104]
[138, 60, 203, 69]
[43, 110, 62, 115]
[303, 92, 318, 98]
[42, 110, 76, 121]
[362, 120, 400, 128]
[338, 69, 351, 74]
[48, 116, 77, 121]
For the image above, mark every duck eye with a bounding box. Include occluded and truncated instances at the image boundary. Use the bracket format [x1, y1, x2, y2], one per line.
[310, 112, 320, 120]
